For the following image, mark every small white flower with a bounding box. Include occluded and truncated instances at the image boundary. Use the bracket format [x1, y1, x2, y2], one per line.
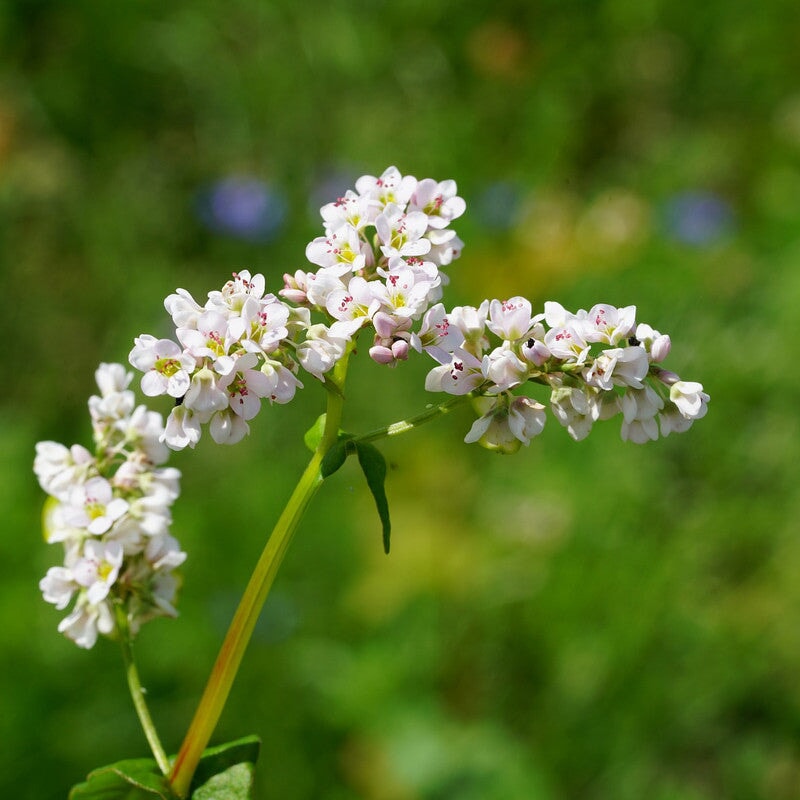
[39, 566, 77, 610]
[95, 363, 133, 397]
[209, 408, 250, 445]
[163, 405, 203, 450]
[486, 297, 536, 341]
[306, 226, 370, 275]
[425, 347, 485, 395]
[410, 178, 466, 229]
[375, 204, 432, 260]
[481, 346, 530, 392]
[355, 166, 417, 211]
[57, 597, 115, 649]
[72, 540, 124, 604]
[34, 442, 94, 501]
[544, 324, 591, 364]
[585, 304, 636, 345]
[183, 367, 229, 416]
[550, 385, 602, 441]
[129, 335, 195, 398]
[63, 476, 129, 535]
[669, 381, 710, 420]
[217, 354, 273, 420]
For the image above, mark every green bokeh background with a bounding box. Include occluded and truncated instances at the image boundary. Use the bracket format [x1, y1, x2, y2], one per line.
[3, 1, 800, 798]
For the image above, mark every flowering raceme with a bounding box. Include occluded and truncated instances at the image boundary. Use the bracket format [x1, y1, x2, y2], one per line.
[34, 363, 184, 648]
[126, 166, 707, 455]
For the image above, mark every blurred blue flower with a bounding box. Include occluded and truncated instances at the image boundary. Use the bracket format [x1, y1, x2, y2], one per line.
[197, 176, 287, 242]
[662, 191, 734, 246]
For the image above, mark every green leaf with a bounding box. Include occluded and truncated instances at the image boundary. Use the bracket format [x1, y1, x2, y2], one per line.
[320, 436, 354, 478]
[69, 738, 261, 800]
[303, 414, 327, 452]
[69, 758, 175, 800]
[354, 442, 392, 554]
[189, 736, 260, 800]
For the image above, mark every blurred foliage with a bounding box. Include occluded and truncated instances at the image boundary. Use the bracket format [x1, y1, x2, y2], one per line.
[3, 0, 800, 798]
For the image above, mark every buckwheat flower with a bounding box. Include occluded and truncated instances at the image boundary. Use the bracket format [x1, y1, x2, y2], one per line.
[544, 324, 591, 364]
[482, 346, 530, 392]
[355, 166, 417, 211]
[425, 228, 464, 266]
[550, 385, 602, 441]
[465, 394, 546, 452]
[206, 270, 266, 317]
[410, 178, 466, 229]
[145, 533, 187, 571]
[621, 416, 660, 443]
[95, 362, 133, 397]
[668, 380, 710, 420]
[583, 346, 649, 391]
[39, 566, 77, 610]
[217, 354, 273, 420]
[659, 404, 696, 436]
[129, 335, 195, 398]
[618, 385, 664, 446]
[634, 323, 671, 362]
[320, 190, 374, 233]
[373, 268, 435, 320]
[209, 408, 250, 445]
[447, 302, 490, 354]
[306, 226, 370, 275]
[543, 301, 585, 328]
[165, 287, 204, 329]
[34, 442, 94, 502]
[63, 476, 129, 536]
[520, 331, 550, 367]
[296, 325, 347, 380]
[177, 310, 233, 362]
[425, 347, 486, 395]
[233, 295, 292, 356]
[72, 539, 124, 604]
[417, 304, 466, 364]
[58, 597, 115, 650]
[124, 405, 170, 465]
[487, 297, 537, 341]
[326, 276, 381, 337]
[305, 270, 349, 311]
[259, 359, 303, 404]
[375, 204, 432, 261]
[585, 303, 636, 345]
[183, 366, 229, 417]
[280, 270, 311, 305]
[163, 405, 204, 450]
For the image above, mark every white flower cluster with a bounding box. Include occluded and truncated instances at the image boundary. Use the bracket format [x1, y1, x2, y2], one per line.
[284, 165, 465, 366]
[34, 364, 184, 648]
[130, 166, 466, 450]
[127, 166, 708, 455]
[422, 298, 709, 451]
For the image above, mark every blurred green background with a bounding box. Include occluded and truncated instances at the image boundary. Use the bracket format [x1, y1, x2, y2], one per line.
[3, 1, 800, 798]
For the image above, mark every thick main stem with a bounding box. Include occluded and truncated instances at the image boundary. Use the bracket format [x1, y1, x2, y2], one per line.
[169, 359, 348, 799]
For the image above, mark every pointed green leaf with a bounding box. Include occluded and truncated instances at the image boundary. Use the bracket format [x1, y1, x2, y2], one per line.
[320, 436, 355, 478]
[354, 442, 392, 553]
[69, 758, 175, 800]
[303, 414, 327, 453]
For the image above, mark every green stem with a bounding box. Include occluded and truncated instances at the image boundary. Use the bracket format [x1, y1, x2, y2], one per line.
[355, 393, 472, 445]
[168, 354, 350, 799]
[117, 605, 171, 776]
